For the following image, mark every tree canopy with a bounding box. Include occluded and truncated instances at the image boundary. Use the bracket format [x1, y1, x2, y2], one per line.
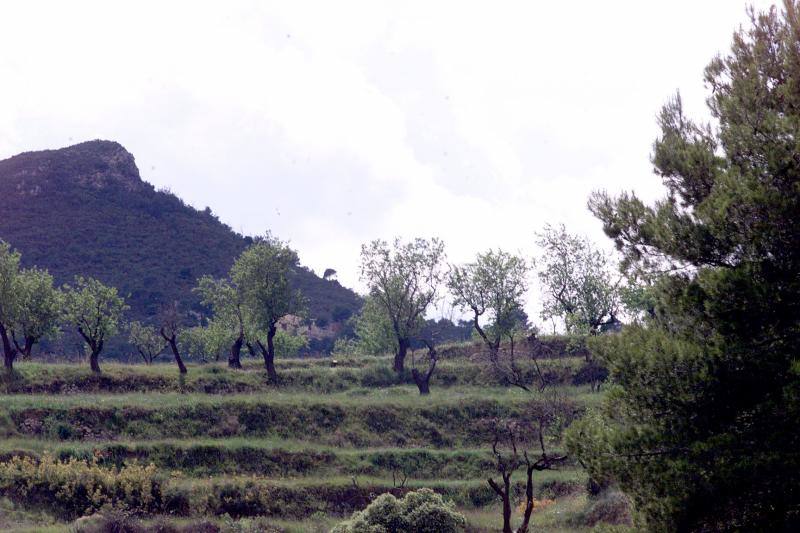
[62, 276, 128, 373]
[571, 3, 800, 529]
[360, 237, 446, 372]
[448, 249, 529, 360]
[536, 225, 619, 334]
[231, 237, 306, 381]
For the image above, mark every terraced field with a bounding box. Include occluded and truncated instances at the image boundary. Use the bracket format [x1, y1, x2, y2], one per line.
[0, 346, 626, 532]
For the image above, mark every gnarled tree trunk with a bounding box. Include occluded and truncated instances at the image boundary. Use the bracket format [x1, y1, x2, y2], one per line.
[412, 341, 438, 395]
[394, 338, 409, 373]
[0, 324, 17, 373]
[89, 345, 102, 373]
[229, 335, 243, 369]
[162, 330, 187, 375]
[259, 323, 278, 383]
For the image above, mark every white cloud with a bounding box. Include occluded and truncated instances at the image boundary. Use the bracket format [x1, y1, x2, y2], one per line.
[0, 0, 778, 323]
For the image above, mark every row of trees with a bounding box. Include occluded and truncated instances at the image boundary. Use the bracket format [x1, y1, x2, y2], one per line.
[0, 242, 128, 373]
[356, 225, 625, 377]
[0, 234, 308, 377]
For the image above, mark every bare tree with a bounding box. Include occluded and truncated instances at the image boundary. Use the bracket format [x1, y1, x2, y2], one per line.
[486, 391, 572, 533]
[159, 302, 188, 374]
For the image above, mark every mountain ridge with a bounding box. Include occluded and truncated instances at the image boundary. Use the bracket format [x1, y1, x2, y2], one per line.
[0, 140, 362, 342]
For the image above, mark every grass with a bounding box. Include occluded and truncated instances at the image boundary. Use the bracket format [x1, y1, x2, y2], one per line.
[0, 342, 627, 531]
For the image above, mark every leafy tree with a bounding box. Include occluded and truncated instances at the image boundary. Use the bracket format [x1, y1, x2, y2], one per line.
[360, 237, 446, 373]
[448, 249, 528, 361]
[272, 329, 308, 358]
[0, 242, 22, 371]
[194, 276, 246, 368]
[231, 238, 306, 382]
[128, 321, 164, 365]
[571, 3, 800, 529]
[352, 294, 398, 356]
[62, 276, 128, 373]
[179, 323, 230, 362]
[11, 268, 62, 360]
[536, 225, 620, 334]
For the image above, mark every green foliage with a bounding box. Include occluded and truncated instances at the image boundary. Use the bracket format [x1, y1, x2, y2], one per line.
[62, 276, 128, 370]
[128, 322, 165, 364]
[578, 4, 800, 529]
[12, 268, 62, 352]
[232, 237, 306, 331]
[332, 488, 466, 533]
[352, 295, 398, 356]
[179, 324, 230, 361]
[272, 330, 308, 358]
[536, 225, 619, 334]
[194, 276, 246, 344]
[0, 244, 62, 366]
[0, 241, 22, 329]
[0, 454, 162, 519]
[448, 249, 528, 356]
[360, 237, 446, 369]
[0, 141, 362, 335]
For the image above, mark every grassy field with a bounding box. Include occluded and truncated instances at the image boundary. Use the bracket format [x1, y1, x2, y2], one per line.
[0, 347, 630, 532]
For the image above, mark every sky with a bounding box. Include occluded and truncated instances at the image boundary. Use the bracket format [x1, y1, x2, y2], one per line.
[0, 0, 778, 322]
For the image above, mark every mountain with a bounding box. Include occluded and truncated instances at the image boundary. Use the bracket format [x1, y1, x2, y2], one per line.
[0, 140, 362, 331]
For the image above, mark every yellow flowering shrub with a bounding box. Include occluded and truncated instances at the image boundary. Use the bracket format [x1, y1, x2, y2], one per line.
[0, 453, 163, 519]
[516, 497, 556, 514]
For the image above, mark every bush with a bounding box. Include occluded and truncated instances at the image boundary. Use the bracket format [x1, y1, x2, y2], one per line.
[332, 488, 466, 533]
[0, 454, 162, 519]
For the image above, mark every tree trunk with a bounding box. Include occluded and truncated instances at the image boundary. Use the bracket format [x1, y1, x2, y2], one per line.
[0, 324, 16, 373]
[394, 338, 409, 373]
[90, 348, 102, 373]
[264, 325, 278, 383]
[411, 368, 430, 394]
[488, 473, 513, 533]
[168, 339, 187, 374]
[246, 342, 257, 358]
[501, 474, 512, 533]
[22, 337, 34, 360]
[229, 335, 243, 369]
[517, 466, 535, 533]
[412, 342, 437, 395]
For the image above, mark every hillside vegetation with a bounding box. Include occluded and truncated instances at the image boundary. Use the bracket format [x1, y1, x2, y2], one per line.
[0, 342, 628, 532]
[0, 140, 362, 329]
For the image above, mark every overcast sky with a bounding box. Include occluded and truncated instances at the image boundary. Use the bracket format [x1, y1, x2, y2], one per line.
[0, 0, 777, 320]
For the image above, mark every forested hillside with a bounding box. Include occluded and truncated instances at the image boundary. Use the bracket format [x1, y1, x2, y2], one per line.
[0, 140, 361, 324]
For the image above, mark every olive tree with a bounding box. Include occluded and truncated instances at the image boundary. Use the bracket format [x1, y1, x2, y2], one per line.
[62, 276, 128, 373]
[232, 238, 305, 382]
[11, 268, 62, 360]
[0, 242, 22, 371]
[360, 237, 446, 373]
[128, 321, 164, 365]
[352, 294, 398, 356]
[448, 249, 529, 361]
[536, 225, 620, 334]
[159, 302, 188, 374]
[194, 276, 246, 368]
[0, 244, 62, 371]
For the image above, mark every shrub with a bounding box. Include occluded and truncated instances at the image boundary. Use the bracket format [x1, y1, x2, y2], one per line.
[333, 488, 466, 533]
[0, 454, 162, 519]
